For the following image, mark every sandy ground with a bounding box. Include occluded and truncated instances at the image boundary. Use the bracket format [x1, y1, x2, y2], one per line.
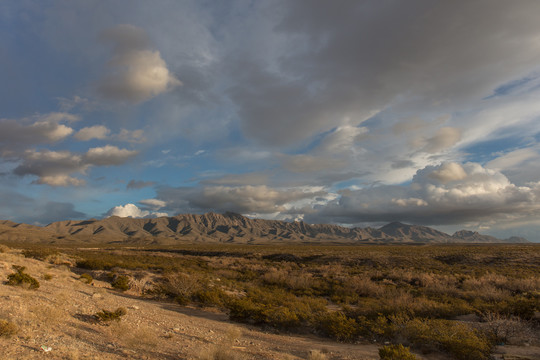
[1, 248, 539, 360]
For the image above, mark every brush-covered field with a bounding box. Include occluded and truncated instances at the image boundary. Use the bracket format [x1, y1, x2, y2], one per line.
[3, 242, 540, 359]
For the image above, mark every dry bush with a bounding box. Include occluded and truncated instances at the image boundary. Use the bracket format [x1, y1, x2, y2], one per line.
[379, 344, 417, 360]
[307, 349, 328, 360]
[0, 244, 10, 253]
[349, 276, 384, 297]
[153, 272, 201, 304]
[95, 307, 127, 323]
[461, 277, 511, 302]
[0, 319, 18, 337]
[482, 312, 535, 345]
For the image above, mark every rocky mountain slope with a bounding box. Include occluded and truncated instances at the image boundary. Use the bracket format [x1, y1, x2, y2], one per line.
[0, 212, 529, 245]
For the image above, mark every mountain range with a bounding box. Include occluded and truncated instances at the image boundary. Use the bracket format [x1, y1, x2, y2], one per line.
[0, 212, 529, 245]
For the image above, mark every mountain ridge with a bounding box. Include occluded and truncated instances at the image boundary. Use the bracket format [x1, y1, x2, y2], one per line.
[0, 213, 530, 244]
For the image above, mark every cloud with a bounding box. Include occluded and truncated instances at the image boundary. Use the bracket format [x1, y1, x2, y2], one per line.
[34, 201, 86, 224]
[157, 185, 326, 215]
[127, 179, 156, 189]
[106, 203, 167, 218]
[421, 127, 462, 153]
[116, 128, 146, 143]
[0, 113, 77, 156]
[428, 162, 467, 183]
[139, 198, 166, 210]
[225, 1, 540, 145]
[306, 162, 540, 227]
[201, 172, 269, 186]
[99, 24, 181, 102]
[0, 189, 85, 225]
[75, 125, 110, 141]
[12, 146, 138, 186]
[84, 145, 138, 166]
[13, 150, 87, 186]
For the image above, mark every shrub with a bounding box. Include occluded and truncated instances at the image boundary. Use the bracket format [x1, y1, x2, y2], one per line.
[0, 319, 18, 337]
[79, 273, 93, 284]
[403, 319, 493, 360]
[317, 312, 359, 342]
[379, 344, 417, 360]
[111, 275, 130, 291]
[42, 273, 53, 281]
[6, 265, 40, 289]
[95, 307, 127, 323]
[307, 349, 328, 360]
[195, 287, 228, 307]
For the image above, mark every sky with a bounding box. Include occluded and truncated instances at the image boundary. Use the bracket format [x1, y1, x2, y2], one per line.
[2, 1, 540, 241]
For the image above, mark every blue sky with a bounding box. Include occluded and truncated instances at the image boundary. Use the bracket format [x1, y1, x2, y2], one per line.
[2, 1, 540, 241]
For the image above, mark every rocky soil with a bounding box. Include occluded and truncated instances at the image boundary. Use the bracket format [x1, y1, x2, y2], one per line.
[1, 247, 538, 360]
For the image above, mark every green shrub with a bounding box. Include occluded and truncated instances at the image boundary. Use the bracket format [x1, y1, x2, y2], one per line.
[0, 319, 18, 337]
[195, 287, 227, 307]
[403, 319, 493, 360]
[95, 307, 127, 323]
[22, 248, 58, 260]
[379, 344, 417, 360]
[111, 275, 130, 291]
[317, 312, 359, 342]
[6, 265, 40, 289]
[79, 273, 93, 284]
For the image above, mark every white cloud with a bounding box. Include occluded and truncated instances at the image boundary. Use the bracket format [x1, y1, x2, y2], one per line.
[99, 24, 181, 102]
[84, 145, 138, 166]
[75, 125, 110, 141]
[428, 162, 467, 183]
[306, 162, 538, 227]
[139, 198, 166, 210]
[106, 203, 167, 218]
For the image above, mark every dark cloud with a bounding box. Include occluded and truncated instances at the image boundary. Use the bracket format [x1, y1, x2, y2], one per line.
[0, 113, 76, 156]
[0, 189, 85, 225]
[127, 179, 156, 189]
[226, 1, 540, 145]
[157, 185, 326, 215]
[12, 146, 138, 186]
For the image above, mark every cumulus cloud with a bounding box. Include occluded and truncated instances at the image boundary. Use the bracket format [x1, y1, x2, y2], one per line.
[306, 162, 540, 227]
[157, 185, 326, 215]
[12, 146, 138, 186]
[13, 150, 87, 186]
[84, 145, 138, 166]
[0, 113, 76, 156]
[106, 203, 167, 218]
[421, 127, 462, 153]
[99, 24, 181, 102]
[75, 125, 110, 141]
